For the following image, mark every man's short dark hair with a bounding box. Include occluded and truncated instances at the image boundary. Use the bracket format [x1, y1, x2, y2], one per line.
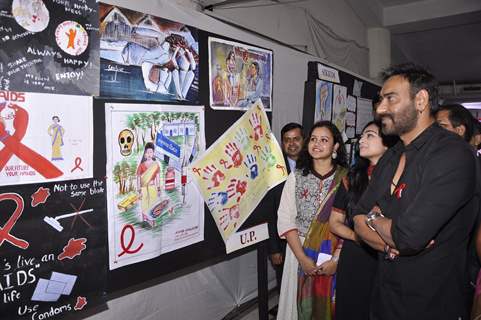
[381, 63, 439, 113]
[437, 104, 475, 142]
[281, 122, 304, 139]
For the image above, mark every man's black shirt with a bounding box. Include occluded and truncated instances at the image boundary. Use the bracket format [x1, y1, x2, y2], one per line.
[353, 123, 479, 320]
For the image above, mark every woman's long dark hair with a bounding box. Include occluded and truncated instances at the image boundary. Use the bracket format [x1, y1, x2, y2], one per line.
[141, 142, 157, 163]
[347, 121, 398, 203]
[297, 121, 348, 176]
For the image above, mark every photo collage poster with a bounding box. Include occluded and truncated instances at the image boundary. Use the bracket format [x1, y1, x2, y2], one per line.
[0, 0, 100, 96]
[99, 3, 199, 103]
[209, 37, 272, 111]
[105, 103, 205, 269]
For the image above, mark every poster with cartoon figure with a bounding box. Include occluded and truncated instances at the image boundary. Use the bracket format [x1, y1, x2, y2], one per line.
[314, 80, 333, 122]
[190, 100, 287, 242]
[209, 37, 272, 111]
[0, 90, 93, 186]
[0, 178, 107, 319]
[0, 0, 99, 95]
[98, 4, 199, 103]
[105, 103, 205, 269]
[332, 84, 348, 132]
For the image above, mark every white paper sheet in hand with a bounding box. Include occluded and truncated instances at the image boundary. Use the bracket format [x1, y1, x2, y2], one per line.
[316, 252, 332, 266]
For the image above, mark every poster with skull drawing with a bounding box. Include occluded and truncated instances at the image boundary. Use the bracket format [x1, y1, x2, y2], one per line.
[105, 103, 205, 269]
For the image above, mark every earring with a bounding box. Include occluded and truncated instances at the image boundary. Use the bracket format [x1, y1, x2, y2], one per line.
[332, 151, 337, 159]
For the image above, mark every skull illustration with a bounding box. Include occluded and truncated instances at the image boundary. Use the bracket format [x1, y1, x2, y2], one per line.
[118, 129, 134, 156]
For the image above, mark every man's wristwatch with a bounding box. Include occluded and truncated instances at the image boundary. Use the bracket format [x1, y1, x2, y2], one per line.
[365, 210, 384, 231]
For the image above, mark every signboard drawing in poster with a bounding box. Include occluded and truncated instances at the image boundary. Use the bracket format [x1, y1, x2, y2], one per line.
[105, 103, 205, 269]
[0, 91, 93, 186]
[314, 80, 333, 122]
[190, 100, 287, 245]
[209, 37, 272, 111]
[99, 4, 199, 103]
[0, 0, 100, 95]
[0, 178, 107, 320]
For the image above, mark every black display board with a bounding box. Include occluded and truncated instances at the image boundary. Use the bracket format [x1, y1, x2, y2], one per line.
[302, 61, 380, 134]
[101, 30, 273, 294]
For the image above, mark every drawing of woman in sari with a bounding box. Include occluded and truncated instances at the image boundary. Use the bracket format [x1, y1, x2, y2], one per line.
[47, 116, 65, 161]
[136, 142, 161, 225]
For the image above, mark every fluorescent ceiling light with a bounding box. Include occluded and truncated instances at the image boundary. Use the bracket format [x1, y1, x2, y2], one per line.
[462, 102, 481, 109]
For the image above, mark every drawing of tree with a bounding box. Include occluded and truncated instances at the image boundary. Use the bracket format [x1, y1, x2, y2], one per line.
[120, 160, 130, 194]
[151, 111, 161, 140]
[128, 159, 137, 193]
[113, 163, 122, 195]
[126, 114, 142, 153]
[139, 113, 150, 145]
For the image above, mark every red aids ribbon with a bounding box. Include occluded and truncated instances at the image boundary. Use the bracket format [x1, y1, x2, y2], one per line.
[276, 164, 286, 175]
[0, 193, 29, 249]
[118, 224, 144, 257]
[192, 167, 201, 176]
[394, 183, 406, 199]
[70, 157, 83, 172]
[0, 104, 62, 179]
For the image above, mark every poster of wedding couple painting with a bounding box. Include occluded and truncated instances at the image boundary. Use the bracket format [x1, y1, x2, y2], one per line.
[208, 37, 272, 111]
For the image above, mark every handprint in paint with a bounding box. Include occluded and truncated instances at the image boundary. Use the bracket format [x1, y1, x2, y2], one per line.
[207, 191, 229, 210]
[224, 142, 243, 168]
[234, 127, 250, 151]
[260, 145, 277, 168]
[227, 178, 248, 203]
[202, 164, 225, 189]
[243, 154, 258, 180]
[249, 111, 263, 141]
[219, 204, 240, 231]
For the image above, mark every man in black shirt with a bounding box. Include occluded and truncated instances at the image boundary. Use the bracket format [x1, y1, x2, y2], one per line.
[352, 63, 479, 319]
[268, 123, 304, 284]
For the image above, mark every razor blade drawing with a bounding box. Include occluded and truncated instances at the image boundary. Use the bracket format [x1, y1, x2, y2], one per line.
[43, 209, 93, 232]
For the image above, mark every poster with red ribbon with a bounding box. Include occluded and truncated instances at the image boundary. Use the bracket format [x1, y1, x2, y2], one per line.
[105, 103, 205, 269]
[0, 178, 107, 319]
[0, 90, 93, 186]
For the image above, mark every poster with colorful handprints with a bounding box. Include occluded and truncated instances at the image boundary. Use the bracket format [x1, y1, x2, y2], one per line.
[0, 0, 99, 95]
[0, 90, 93, 186]
[190, 100, 287, 243]
[332, 84, 348, 132]
[0, 178, 107, 320]
[209, 37, 272, 111]
[314, 80, 333, 122]
[105, 103, 205, 269]
[99, 3, 199, 103]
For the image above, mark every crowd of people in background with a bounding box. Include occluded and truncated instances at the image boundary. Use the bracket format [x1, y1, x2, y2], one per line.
[267, 62, 481, 320]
